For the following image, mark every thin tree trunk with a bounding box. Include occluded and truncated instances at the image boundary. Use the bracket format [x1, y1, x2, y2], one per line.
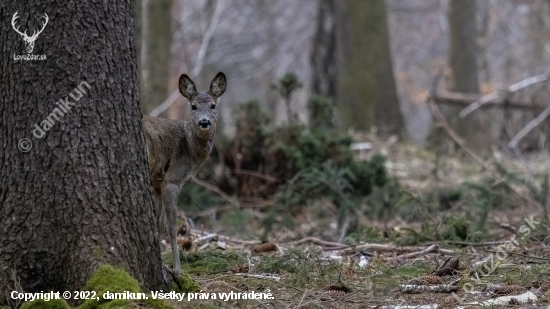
[0, 1, 166, 304]
[530, 0, 549, 65]
[477, 0, 491, 85]
[142, 0, 173, 114]
[441, 0, 489, 149]
[448, 0, 479, 93]
[310, 0, 337, 101]
[337, 0, 403, 137]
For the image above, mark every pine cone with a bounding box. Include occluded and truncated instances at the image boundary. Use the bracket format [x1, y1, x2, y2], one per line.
[539, 280, 550, 292]
[420, 275, 443, 285]
[442, 295, 458, 304]
[251, 242, 278, 254]
[325, 283, 351, 293]
[434, 257, 460, 276]
[492, 285, 527, 296]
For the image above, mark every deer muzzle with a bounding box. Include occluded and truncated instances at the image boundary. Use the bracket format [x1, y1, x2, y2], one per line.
[198, 119, 211, 130]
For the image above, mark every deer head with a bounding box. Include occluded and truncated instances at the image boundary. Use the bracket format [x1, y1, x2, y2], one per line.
[12, 11, 49, 54]
[179, 72, 227, 140]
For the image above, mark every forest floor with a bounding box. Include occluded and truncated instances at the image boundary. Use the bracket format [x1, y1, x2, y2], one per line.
[159, 138, 550, 308]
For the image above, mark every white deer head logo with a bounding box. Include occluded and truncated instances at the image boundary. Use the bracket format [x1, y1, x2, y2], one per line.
[11, 11, 49, 54]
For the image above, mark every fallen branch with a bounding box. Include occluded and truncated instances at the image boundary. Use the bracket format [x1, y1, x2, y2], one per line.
[456, 74, 548, 118]
[463, 291, 539, 307]
[192, 177, 239, 207]
[377, 305, 438, 309]
[193, 233, 217, 244]
[334, 243, 455, 256]
[458, 91, 502, 118]
[508, 74, 548, 92]
[500, 223, 517, 234]
[190, 229, 259, 245]
[429, 69, 545, 212]
[232, 273, 281, 281]
[395, 244, 438, 260]
[508, 102, 550, 148]
[400, 284, 458, 293]
[232, 169, 278, 182]
[429, 91, 494, 173]
[289, 237, 347, 248]
[432, 91, 538, 112]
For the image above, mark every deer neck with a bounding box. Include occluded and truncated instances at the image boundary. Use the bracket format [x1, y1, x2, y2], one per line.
[184, 121, 214, 163]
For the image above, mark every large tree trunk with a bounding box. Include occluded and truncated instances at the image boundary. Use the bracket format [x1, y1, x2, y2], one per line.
[134, 0, 143, 96]
[337, 0, 403, 137]
[142, 0, 173, 115]
[310, 0, 337, 101]
[0, 1, 166, 304]
[448, 0, 479, 93]
[444, 0, 488, 149]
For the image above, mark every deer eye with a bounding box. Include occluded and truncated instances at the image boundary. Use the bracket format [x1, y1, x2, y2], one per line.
[191, 105, 197, 111]
[211, 104, 216, 110]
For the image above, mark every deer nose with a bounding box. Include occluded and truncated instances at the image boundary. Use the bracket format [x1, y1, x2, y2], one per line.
[198, 119, 211, 129]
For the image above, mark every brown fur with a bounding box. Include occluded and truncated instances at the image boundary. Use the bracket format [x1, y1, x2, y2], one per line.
[143, 72, 227, 273]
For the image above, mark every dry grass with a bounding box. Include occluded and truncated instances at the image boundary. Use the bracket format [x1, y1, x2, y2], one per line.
[163, 140, 550, 308]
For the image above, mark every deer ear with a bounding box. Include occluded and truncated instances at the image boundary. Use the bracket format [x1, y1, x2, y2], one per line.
[209, 72, 227, 98]
[179, 74, 197, 100]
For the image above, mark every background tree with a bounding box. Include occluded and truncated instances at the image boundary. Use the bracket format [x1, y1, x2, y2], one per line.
[337, 0, 403, 137]
[448, 0, 479, 94]
[0, 1, 166, 303]
[529, 0, 550, 65]
[141, 0, 173, 114]
[310, 0, 337, 102]
[445, 0, 488, 148]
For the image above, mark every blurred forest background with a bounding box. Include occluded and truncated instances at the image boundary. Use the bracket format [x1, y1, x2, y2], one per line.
[135, 0, 550, 242]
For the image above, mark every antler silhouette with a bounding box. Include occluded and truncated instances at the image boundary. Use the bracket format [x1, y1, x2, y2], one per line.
[11, 11, 27, 37]
[28, 13, 49, 41]
[11, 12, 49, 41]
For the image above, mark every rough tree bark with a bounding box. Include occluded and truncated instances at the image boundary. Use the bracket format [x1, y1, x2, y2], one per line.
[134, 0, 143, 93]
[310, 0, 337, 101]
[337, 0, 403, 137]
[142, 0, 173, 114]
[0, 1, 166, 305]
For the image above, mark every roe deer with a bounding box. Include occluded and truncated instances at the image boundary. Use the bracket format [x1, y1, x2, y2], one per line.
[143, 72, 227, 273]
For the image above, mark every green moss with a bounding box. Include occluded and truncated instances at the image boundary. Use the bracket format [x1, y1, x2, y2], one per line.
[78, 265, 140, 309]
[396, 262, 432, 278]
[84, 265, 141, 294]
[18, 265, 173, 309]
[170, 273, 200, 293]
[20, 299, 70, 309]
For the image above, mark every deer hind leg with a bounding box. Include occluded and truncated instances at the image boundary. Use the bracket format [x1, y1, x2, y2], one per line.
[153, 187, 166, 234]
[163, 183, 181, 274]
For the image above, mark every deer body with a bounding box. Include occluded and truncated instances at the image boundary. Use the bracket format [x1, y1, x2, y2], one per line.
[143, 73, 226, 273]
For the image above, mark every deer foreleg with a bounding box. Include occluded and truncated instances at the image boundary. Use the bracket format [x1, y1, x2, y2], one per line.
[163, 183, 181, 274]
